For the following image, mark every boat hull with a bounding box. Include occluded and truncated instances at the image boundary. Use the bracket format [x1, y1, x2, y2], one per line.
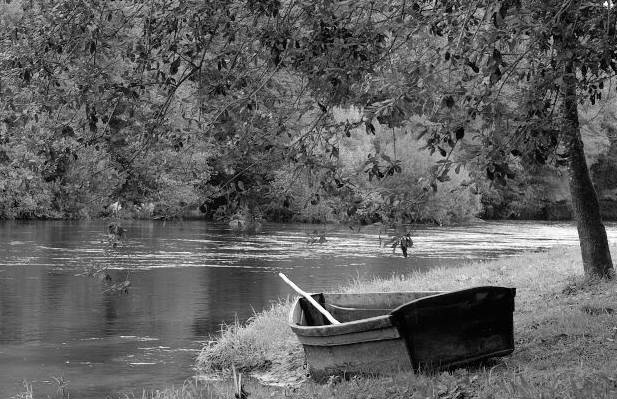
[289, 287, 516, 380]
[302, 335, 411, 380]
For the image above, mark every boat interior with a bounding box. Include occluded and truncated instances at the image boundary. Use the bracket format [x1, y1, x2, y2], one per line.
[298, 291, 443, 325]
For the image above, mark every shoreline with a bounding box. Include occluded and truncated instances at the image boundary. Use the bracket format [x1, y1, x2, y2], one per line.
[2, 214, 615, 223]
[9, 243, 617, 398]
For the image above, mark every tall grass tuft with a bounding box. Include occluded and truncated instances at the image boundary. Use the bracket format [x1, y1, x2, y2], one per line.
[11, 380, 33, 399]
[196, 299, 304, 382]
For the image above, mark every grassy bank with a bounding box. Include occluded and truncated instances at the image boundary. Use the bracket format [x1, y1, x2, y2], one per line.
[196, 245, 617, 398]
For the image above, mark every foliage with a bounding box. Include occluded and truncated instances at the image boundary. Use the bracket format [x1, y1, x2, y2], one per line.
[270, 167, 343, 223]
[0, 0, 288, 219]
[2, 0, 617, 235]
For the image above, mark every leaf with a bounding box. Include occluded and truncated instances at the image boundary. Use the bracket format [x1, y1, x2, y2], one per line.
[436, 173, 450, 182]
[344, 122, 352, 137]
[466, 61, 480, 73]
[492, 11, 504, 27]
[455, 126, 464, 140]
[490, 67, 502, 85]
[89, 41, 96, 55]
[492, 48, 502, 66]
[170, 58, 180, 75]
[442, 95, 455, 108]
[365, 121, 376, 135]
[499, 3, 508, 19]
[486, 167, 494, 180]
[237, 180, 245, 191]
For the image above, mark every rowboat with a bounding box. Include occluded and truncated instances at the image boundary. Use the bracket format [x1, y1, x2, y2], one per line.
[288, 286, 516, 380]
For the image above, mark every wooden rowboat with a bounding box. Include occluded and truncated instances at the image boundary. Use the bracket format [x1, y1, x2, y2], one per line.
[289, 286, 516, 381]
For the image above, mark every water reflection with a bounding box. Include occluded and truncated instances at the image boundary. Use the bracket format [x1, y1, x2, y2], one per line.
[0, 220, 616, 396]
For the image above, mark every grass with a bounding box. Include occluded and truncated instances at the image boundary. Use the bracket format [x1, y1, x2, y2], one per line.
[125, 380, 221, 399]
[10, 379, 225, 399]
[198, 301, 303, 373]
[197, 299, 306, 386]
[196, 245, 617, 398]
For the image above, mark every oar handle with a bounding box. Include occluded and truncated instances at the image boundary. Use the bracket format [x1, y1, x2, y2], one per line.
[278, 273, 340, 325]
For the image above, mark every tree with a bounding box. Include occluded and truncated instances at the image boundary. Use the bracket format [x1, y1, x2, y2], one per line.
[266, 0, 616, 278]
[553, 0, 615, 277]
[394, 0, 617, 278]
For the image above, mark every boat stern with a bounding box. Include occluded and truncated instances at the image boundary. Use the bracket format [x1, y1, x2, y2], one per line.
[390, 286, 516, 371]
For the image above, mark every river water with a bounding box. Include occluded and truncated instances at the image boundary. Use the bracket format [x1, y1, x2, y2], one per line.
[1, 220, 616, 397]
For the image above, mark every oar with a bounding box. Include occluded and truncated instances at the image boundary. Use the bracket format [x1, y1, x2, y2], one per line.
[278, 273, 340, 325]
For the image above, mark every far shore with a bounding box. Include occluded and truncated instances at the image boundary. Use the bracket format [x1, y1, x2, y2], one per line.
[0, 214, 610, 223]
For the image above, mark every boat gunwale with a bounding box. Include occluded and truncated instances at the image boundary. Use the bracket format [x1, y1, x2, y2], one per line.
[389, 285, 516, 315]
[288, 291, 445, 337]
[288, 287, 514, 338]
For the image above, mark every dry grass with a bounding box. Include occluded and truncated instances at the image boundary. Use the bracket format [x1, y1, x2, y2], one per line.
[127, 380, 221, 399]
[196, 245, 617, 398]
[196, 299, 305, 384]
[10, 381, 34, 399]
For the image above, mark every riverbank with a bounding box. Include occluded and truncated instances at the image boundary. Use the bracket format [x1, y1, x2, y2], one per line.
[196, 245, 617, 398]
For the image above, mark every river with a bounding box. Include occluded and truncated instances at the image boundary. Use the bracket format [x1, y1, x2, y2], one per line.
[1, 220, 615, 397]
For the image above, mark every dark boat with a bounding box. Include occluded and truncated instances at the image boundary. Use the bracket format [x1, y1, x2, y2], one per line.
[288, 286, 516, 380]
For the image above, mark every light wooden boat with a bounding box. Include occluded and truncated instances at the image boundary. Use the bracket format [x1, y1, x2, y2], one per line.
[289, 286, 516, 381]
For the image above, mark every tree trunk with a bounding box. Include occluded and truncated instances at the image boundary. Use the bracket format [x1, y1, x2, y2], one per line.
[561, 62, 614, 278]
